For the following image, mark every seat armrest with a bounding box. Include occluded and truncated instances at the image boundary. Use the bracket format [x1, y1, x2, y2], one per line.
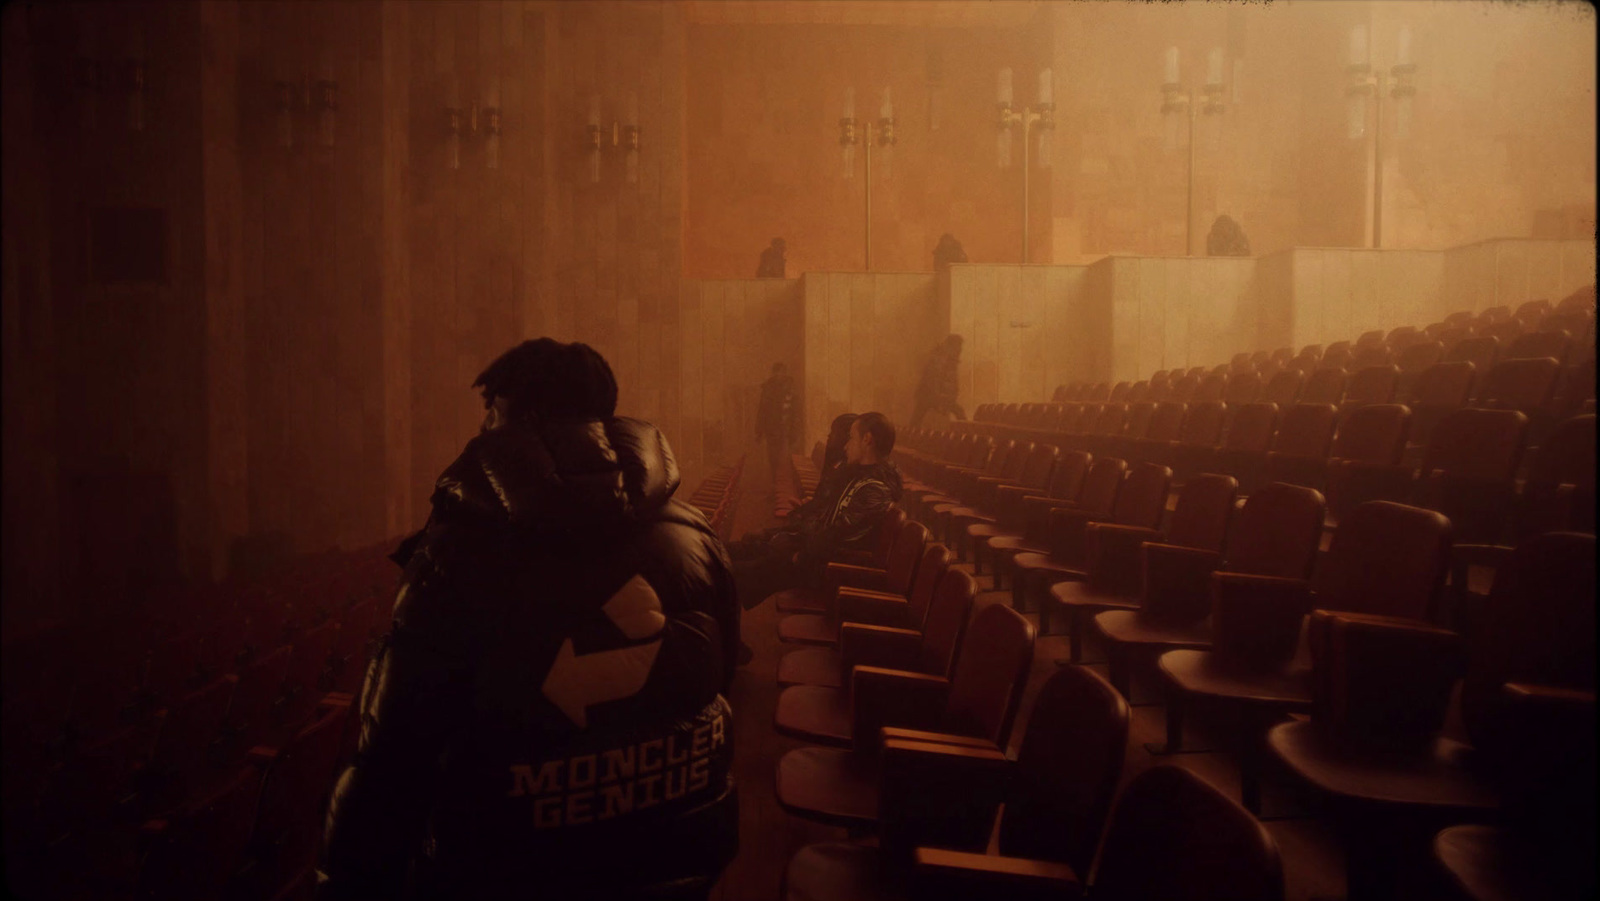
[837, 590, 915, 628]
[911, 848, 1083, 901]
[826, 563, 889, 595]
[879, 739, 1012, 855]
[1085, 524, 1162, 595]
[1140, 543, 1224, 621]
[840, 624, 924, 673]
[851, 667, 950, 748]
[880, 727, 1000, 750]
[1210, 573, 1314, 666]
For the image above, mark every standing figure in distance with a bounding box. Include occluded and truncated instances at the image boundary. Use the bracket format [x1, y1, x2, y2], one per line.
[755, 362, 801, 484]
[911, 334, 966, 429]
[757, 237, 787, 278]
[318, 338, 739, 901]
[932, 233, 968, 271]
[1206, 214, 1252, 257]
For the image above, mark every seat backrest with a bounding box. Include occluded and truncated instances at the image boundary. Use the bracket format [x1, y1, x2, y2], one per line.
[1462, 532, 1597, 750]
[1443, 310, 1475, 327]
[1329, 404, 1409, 464]
[1231, 352, 1255, 372]
[1396, 341, 1444, 373]
[1015, 443, 1058, 490]
[1556, 285, 1595, 314]
[903, 542, 953, 626]
[1168, 375, 1200, 402]
[1537, 313, 1590, 341]
[1524, 414, 1597, 492]
[1269, 347, 1295, 365]
[986, 439, 1019, 476]
[1411, 361, 1477, 406]
[1350, 344, 1392, 369]
[884, 520, 932, 595]
[1091, 403, 1127, 436]
[998, 666, 1130, 875]
[1194, 373, 1228, 403]
[1435, 325, 1473, 354]
[1224, 403, 1280, 453]
[1444, 335, 1500, 371]
[1046, 450, 1092, 500]
[1185, 366, 1208, 379]
[1269, 404, 1338, 459]
[1145, 402, 1188, 443]
[963, 437, 995, 468]
[1316, 501, 1452, 621]
[1385, 326, 1422, 349]
[871, 507, 909, 567]
[1355, 330, 1384, 348]
[1086, 383, 1113, 402]
[1092, 765, 1285, 901]
[1108, 381, 1131, 402]
[1223, 482, 1326, 579]
[1076, 457, 1128, 518]
[1300, 368, 1346, 405]
[1261, 370, 1303, 407]
[1224, 370, 1263, 405]
[1477, 357, 1561, 412]
[1121, 402, 1157, 439]
[1318, 345, 1356, 374]
[1514, 298, 1552, 325]
[1176, 401, 1227, 447]
[1478, 305, 1512, 323]
[1149, 369, 1171, 386]
[943, 605, 1036, 748]
[1124, 381, 1151, 403]
[1111, 463, 1172, 528]
[1164, 473, 1238, 551]
[916, 567, 977, 678]
[1420, 408, 1528, 481]
[1343, 365, 1399, 406]
[250, 701, 352, 869]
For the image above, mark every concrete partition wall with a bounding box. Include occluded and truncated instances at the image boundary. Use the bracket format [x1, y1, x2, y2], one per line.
[1101, 256, 1261, 382]
[675, 278, 803, 484]
[1286, 249, 1446, 350]
[800, 272, 942, 448]
[1441, 239, 1596, 315]
[946, 264, 1094, 411]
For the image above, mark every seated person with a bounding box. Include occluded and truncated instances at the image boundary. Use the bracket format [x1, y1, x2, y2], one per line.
[729, 412, 902, 612]
[739, 413, 858, 545]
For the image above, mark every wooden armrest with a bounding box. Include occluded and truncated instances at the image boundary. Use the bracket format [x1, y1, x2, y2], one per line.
[1210, 573, 1314, 666]
[880, 739, 1012, 854]
[826, 563, 889, 594]
[838, 590, 914, 628]
[840, 623, 925, 674]
[911, 848, 1083, 901]
[1502, 683, 1596, 705]
[881, 727, 999, 751]
[851, 667, 950, 748]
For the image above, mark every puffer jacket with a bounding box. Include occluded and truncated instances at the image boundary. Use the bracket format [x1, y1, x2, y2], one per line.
[797, 461, 903, 568]
[317, 417, 740, 901]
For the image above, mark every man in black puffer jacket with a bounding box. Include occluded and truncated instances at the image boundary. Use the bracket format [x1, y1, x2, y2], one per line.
[318, 339, 739, 901]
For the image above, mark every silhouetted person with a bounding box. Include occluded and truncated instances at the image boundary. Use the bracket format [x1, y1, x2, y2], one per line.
[911, 334, 966, 428]
[933, 233, 968, 270]
[319, 339, 739, 901]
[1206, 214, 1252, 256]
[756, 237, 787, 277]
[725, 413, 902, 661]
[754, 362, 801, 482]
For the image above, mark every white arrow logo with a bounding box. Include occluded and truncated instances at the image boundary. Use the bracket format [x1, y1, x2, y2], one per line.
[541, 575, 666, 729]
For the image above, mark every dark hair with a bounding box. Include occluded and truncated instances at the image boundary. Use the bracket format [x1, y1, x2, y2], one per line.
[473, 338, 619, 423]
[772, 362, 787, 375]
[823, 413, 859, 471]
[854, 411, 896, 457]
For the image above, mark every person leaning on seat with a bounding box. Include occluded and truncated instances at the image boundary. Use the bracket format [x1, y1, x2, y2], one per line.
[727, 412, 903, 621]
[317, 338, 740, 901]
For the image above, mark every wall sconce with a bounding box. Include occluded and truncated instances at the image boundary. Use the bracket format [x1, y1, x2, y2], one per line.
[444, 77, 506, 171]
[584, 93, 642, 185]
[484, 78, 501, 171]
[124, 26, 147, 133]
[994, 67, 1053, 262]
[837, 86, 898, 269]
[313, 49, 337, 148]
[1160, 46, 1229, 256]
[1345, 24, 1419, 248]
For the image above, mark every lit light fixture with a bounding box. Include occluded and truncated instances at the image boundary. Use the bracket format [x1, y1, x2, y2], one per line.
[1345, 23, 1420, 247]
[314, 49, 337, 148]
[836, 85, 899, 270]
[583, 94, 642, 185]
[995, 67, 1054, 261]
[1159, 46, 1229, 255]
[124, 25, 147, 133]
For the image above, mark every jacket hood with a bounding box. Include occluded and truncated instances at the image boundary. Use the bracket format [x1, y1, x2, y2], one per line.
[430, 416, 682, 535]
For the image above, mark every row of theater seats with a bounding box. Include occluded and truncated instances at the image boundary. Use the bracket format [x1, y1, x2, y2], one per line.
[749, 505, 1290, 899]
[2, 541, 400, 901]
[773, 447, 823, 520]
[686, 457, 745, 541]
[889, 421, 1593, 898]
